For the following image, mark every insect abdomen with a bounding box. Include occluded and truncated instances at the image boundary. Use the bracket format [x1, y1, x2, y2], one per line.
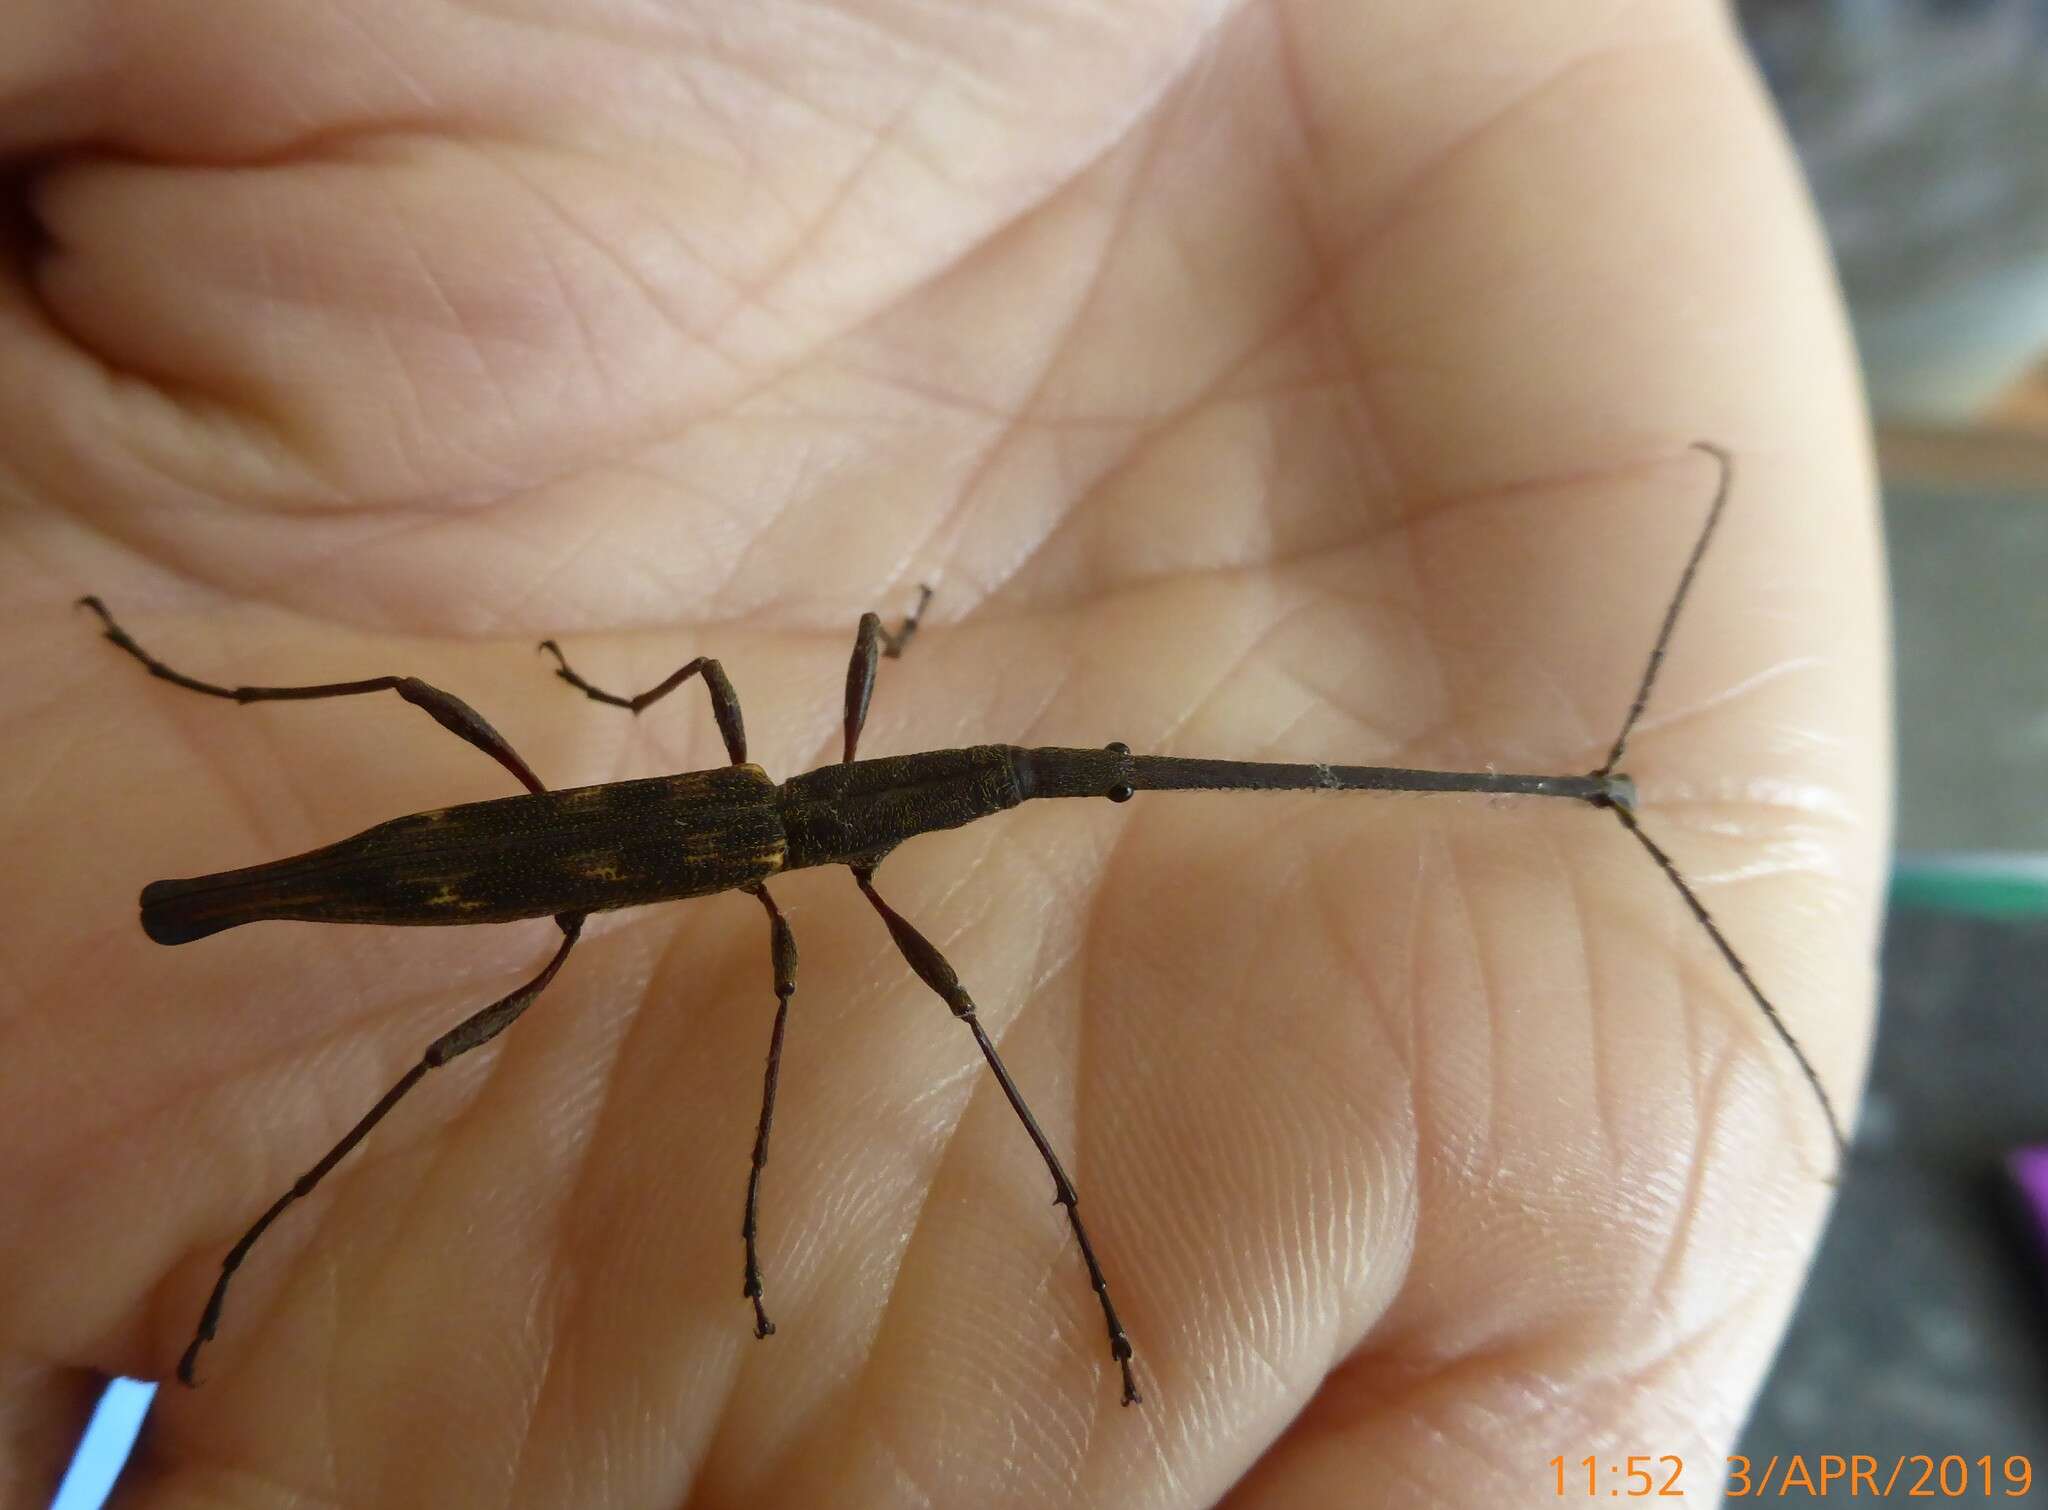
[140, 766, 785, 944]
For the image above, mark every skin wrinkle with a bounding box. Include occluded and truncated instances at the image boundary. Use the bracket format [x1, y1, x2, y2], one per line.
[177, 1124, 381, 1500]
[366, 309, 449, 499]
[316, 979, 529, 1458]
[1129, 590, 1299, 752]
[223, 4, 1223, 559]
[315, 0, 438, 111]
[824, 354, 1055, 427]
[1398, 827, 1439, 1245]
[681, 4, 948, 151]
[535, 225, 627, 414]
[1547, 818, 1618, 1177]
[14, 928, 519, 1263]
[696, 60, 955, 357]
[314, 1257, 343, 1499]
[475, 142, 699, 339]
[0, 713, 88, 835]
[1333, 447, 1724, 605]
[1643, 1044, 1729, 1318]
[461, 947, 654, 1498]
[1602, 1308, 1757, 1440]
[23, 251, 263, 430]
[58, 370, 1698, 657]
[673, 1050, 790, 1506]
[1224, 607, 1454, 756]
[1277, 1096, 1339, 1352]
[495, 490, 656, 633]
[825, 932, 1059, 1492]
[1146, 835, 1351, 1409]
[0, 969, 71, 1114]
[1304, 827, 1413, 1090]
[496, 951, 651, 1503]
[820, 0, 1247, 298]
[390, 204, 529, 438]
[1303, 23, 1722, 378]
[37, 153, 732, 551]
[1616, 653, 1828, 746]
[1267, 11, 1403, 518]
[1277, 904, 1404, 1330]
[254, 513, 464, 622]
[900, 112, 1169, 607]
[750, 32, 1208, 430]
[712, 147, 966, 589]
[1302, 835, 1417, 1311]
[903, 871, 1107, 1422]
[968, 339, 1278, 617]
[1447, 824, 1500, 1171]
[1615, 1265, 1774, 1399]
[460, 3, 883, 136]
[1153, 601, 1292, 749]
[503, 487, 640, 628]
[1251, 26, 1611, 492]
[25, 399, 278, 584]
[979, 615, 1088, 751]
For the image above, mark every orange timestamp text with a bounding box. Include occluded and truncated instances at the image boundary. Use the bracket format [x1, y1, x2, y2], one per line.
[1550, 1453, 2035, 1497]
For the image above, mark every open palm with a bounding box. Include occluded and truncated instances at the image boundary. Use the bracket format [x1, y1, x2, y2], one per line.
[2, 2, 1887, 1505]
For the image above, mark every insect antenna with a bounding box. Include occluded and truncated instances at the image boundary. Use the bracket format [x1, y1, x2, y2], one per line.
[1595, 441, 1733, 780]
[1592, 442, 1849, 1159]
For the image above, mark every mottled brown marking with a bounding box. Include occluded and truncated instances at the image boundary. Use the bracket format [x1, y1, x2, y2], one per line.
[141, 766, 785, 940]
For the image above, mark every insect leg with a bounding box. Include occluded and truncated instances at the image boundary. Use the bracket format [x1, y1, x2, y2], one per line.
[535, 641, 746, 764]
[739, 883, 798, 1338]
[78, 597, 547, 796]
[851, 864, 1139, 1406]
[176, 913, 585, 1386]
[842, 585, 933, 763]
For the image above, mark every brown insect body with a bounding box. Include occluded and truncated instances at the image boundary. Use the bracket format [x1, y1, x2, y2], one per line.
[139, 741, 1621, 946]
[140, 745, 1052, 945]
[82, 452, 1849, 1405]
[140, 763, 786, 944]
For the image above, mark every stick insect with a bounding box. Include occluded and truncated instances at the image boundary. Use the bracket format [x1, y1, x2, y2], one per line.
[82, 441, 1844, 1408]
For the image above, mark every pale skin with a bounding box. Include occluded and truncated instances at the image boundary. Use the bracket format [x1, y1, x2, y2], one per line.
[0, 1, 1887, 1505]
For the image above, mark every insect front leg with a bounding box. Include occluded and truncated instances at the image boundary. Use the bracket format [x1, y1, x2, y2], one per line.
[739, 883, 798, 1338]
[851, 864, 1139, 1406]
[79, 597, 549, 795]
[841, 585, 932, 763]
[176, 913, 585, 1386]
[536, 638, 747, 764]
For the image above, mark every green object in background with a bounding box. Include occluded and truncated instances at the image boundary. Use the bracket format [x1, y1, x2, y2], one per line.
[1891, 853, 2048, 919]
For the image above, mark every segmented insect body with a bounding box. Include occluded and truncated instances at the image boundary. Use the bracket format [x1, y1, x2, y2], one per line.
[81, 445, 1842, 1406]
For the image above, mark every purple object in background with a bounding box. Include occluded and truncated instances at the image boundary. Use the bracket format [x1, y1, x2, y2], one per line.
[2008, 1146, 2048, 1261]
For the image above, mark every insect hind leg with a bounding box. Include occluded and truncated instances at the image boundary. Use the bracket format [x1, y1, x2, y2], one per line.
[851, 862, 1140, 1406]
[176, 913, 585, 1385]
[739, 883, 798, 1338]
[79, 597, 547, 796]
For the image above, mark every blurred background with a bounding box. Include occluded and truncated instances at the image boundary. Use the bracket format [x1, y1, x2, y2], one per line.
[1733, 0, 2048, 1475]
[49, 3, 2048, 1502]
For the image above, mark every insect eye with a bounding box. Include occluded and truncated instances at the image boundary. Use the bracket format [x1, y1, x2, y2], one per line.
[1104, 742, 1134, 802]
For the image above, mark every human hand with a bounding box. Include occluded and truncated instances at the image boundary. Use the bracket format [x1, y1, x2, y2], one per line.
[2, 2, 1885, 1504]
